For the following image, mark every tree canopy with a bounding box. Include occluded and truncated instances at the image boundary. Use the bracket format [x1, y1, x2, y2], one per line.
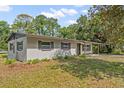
[0, 21, 10, 50]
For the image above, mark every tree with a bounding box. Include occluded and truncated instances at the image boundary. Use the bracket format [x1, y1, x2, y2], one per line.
[33, 15, 48, 35]
[47, 18, 60, 36]
[76, 15, 92, 40]
[0, 21, 10, 50]
[12, 14, 34, 33]
[33, 15, 60, 36]
[89, 5, 124, 48]
[58, 24, 78, 39]
[59, 27, 68, 38]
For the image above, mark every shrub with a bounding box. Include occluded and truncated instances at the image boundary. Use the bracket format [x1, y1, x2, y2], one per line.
[79, 54, 86, 59]
[64, 55, 69, 59]
[4, 59, 16, 65]
[27, 59, 41, 64]
[41, 58, 50, 62]
[112, 49, 122, 55]
[53, 56, 64, 60]
[1, 54, 7, 58]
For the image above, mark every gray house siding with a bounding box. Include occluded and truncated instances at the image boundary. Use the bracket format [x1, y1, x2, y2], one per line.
[8, 36, 27, 61]
[8, 33, 95, 61]
[26, 36, 77, 60]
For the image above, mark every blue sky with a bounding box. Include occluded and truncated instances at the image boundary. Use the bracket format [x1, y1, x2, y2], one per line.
[0, 5, 91, 27]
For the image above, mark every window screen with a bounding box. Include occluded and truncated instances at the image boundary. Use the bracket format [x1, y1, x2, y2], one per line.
[17, 41, 23, 51]
[61, 42, 70, 50]
[38, 41, 54, 50]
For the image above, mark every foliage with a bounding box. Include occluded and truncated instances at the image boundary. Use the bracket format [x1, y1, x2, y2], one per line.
[0, 55, 124, 87]
[33, 15, 60, 36]
[27, 59, 41, 64]
[58, 57, 124, 80]
[0, 54, 7, 58]
[112, 49, 122, 55]
[0, 21, 10, 50]
[41, 58, 50, 62]
[59, 24, 77, 39]
[4, 59, 16, 65]
[78, 54, 86, 59]
[89, 5, 124, 47]
[11, 14, 34, 33]
[92, 45, 99, 54]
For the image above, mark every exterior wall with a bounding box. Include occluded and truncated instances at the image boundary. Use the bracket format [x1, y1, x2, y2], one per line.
[8, 37, 27, 61]
[27, 37, 77, 60]
[8, 39, 16, 59]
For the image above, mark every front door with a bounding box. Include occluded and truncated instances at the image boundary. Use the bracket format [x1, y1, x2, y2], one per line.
[77, 43, 81, 55]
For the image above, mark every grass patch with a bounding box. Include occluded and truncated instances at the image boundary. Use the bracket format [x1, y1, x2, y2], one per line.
[58, 58, 124, 80]
[41, 58, 50, 62]
[27, 59, 41, 64]
[4, 59, 16, 65]
[0, 54, 7, 58]
[0, 55, 124, 87]
[27, 58, 50, 64]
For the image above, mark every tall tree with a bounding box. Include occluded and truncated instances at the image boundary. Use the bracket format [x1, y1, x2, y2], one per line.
[89, 5, 124, 48]
[33, 15, 48, 35]
[47, 18, 60, 36]
[76, 15, 92, 40]
[0, 21, 10, 50]
[12, 14, 33, 33]
[33, 15, 60, 36]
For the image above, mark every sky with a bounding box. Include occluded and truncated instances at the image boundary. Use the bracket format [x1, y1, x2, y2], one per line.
[0, 5, 91, 27]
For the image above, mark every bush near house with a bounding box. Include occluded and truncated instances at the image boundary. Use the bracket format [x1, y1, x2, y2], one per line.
[4, 59, 16, 65]
[27, 58, 50, 64]
[27, 59, 41, 64]
[0, 54, 7, 58]
[112, 49, 124, 55]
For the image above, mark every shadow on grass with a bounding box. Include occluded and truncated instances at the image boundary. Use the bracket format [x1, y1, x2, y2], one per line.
[53, 57, 124, 80]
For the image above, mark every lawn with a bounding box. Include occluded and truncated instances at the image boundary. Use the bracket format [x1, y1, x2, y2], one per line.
[0, 54, 124, 88]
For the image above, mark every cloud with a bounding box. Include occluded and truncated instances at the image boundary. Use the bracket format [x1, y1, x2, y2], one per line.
[41, 8, 65, 19]
[0, 5, 11, 12]
[74, 5, 85, 7]
[68, 20, 77, 24]
[61, 8, 78, 15]
[82, 9, 88, 13]
[41, 8, 78, 19]
[50, 8, 65, 17]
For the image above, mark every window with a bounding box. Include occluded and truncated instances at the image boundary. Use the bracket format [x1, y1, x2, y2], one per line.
[38, 41, 54, 50]
[61, 42, 71, 50]
[10, 43, 13, 51]
[10, 43, 15, 53]
[17, 41, 23, 51]
[86, 45, 91, 51]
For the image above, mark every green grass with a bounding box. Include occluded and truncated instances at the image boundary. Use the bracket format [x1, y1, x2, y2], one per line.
[4, 59, 16, 65]
[0, 53, 7, 58]
[0, 55, 124, 88]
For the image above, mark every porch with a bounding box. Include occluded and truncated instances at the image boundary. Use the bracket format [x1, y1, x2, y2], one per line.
[76, 41, 101, 55]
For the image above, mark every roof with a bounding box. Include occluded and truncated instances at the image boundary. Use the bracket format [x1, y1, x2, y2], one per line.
[8, 32, 101, 44]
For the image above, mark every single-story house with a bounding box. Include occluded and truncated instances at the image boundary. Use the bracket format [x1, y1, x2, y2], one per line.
[7, 32, 100, 61]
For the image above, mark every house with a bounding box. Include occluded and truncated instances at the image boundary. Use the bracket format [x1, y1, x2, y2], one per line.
[7, 32, 100, 61]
